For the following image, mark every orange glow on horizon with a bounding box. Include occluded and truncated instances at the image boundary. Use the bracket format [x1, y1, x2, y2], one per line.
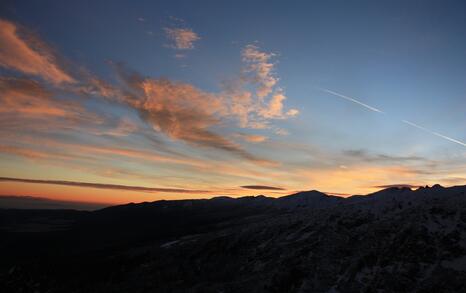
[0, 181, 292, 205]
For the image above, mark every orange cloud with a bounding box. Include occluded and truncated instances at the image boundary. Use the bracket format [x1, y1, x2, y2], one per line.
[0, 19, 74, 84]
[260, 93, 287, 119]
[0, 77, 103, 139]
[135, 79, 255, 159]
[0, 18, 305, 197]
[1, 132, 284, 185]
[108, 66, 300, 163]
[0, 145, 51, 159]
[164, 27, 200, 50]
[242, 44, 277, 98]
[66, 142, 207, 168]
[111, 70, 273, 162]
[0, 20, 293, 206]
[0, 77, 82, 118]
[239, 45, 299, 123]
[76, 46, 299, 158]
[235, 133, 268, 143]
[1, 134, 207, 169]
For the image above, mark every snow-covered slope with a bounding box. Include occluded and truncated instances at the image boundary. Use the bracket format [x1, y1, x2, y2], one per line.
[2, 185, 466, 292]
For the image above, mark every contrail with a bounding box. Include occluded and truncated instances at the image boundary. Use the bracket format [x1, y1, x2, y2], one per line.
[317, 86, 466, 148]
[402, 120, 466, 148]
[320, 88, 384, 113]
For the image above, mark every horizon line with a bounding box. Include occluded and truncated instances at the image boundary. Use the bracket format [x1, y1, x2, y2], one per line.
[1, 177, 459, 208]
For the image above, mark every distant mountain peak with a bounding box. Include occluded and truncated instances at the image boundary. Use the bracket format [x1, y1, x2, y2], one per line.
[385, 186, 412, 192]
[286, 190, 329, 197]
[416, 184, 445, 191]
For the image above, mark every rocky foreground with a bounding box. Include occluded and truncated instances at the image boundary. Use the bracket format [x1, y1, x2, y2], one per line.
[1, 185, 466, 292]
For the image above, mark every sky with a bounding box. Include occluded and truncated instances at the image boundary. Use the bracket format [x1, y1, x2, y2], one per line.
[1, 0, 466, 205]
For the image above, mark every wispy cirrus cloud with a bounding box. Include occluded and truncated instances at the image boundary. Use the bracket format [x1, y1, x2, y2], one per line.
[0, 18, 297, 162]
[0, 177, 208, 194]
[0, 76, 112, 146]
[239, 44, 299, 124]
[112, 61, 295, 163]
[240, 45, 299, 123]
[242, 44, 277, 98]
[0, 145, 55, 160]
[215, 45, 299, 132]
[0, 17, 300, 195]
[342, 149, 425, 164]
[115, 70, 269, 163]
[0, 19, 74, 84]
[0, 135, 282, 187]
[0, 77, 84, 118]
[0, 133, 207, 169]
[164, 27, 200, 50]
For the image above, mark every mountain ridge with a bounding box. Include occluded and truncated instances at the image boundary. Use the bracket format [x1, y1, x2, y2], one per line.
[2, 184, 463, 212]
[1, 184, 466, 292]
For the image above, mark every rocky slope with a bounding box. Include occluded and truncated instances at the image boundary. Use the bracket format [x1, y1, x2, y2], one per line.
[1, 185, 466, 292]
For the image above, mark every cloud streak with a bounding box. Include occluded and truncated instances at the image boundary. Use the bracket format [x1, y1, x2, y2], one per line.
[342, 149, 425, 163]
[240, 185, 285, 190]
[0, 177, 208, 194]
[0, 19, 74, 84]
[0, 18, 302, 197]
[320, 87, 466, 149]
[112, 62, 294, 164]
[116, 72, 271, 163]
[320, 88, 383, 113]
[0, 77, 85, 118]
[402, 120, 466, 148]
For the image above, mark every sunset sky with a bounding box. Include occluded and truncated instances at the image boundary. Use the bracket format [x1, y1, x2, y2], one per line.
[1, 0, 466, 205]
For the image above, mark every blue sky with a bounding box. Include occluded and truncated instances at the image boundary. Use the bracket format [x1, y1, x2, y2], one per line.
[0, 0, 465, 203]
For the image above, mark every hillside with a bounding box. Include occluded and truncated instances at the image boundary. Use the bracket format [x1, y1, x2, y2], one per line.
[1, 185, 466, 292]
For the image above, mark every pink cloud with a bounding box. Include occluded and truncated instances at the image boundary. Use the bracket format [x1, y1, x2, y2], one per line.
[0, 77, 86, 119]
[235, 133, 268, 143]
[0, 18, 298, 168]
[0, 19, 74, 84]
[164, 27, 200, 50]
[242, 44, 278, 98]
[118, 75, 269, 161]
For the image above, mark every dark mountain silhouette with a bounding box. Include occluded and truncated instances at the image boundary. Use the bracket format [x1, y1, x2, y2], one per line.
[275, 190, 343, 209]
[1, 185, 466, 292]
